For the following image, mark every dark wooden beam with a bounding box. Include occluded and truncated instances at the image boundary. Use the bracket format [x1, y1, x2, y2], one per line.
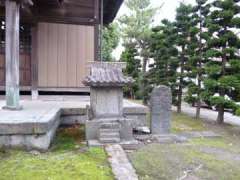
[0, 0, 122, 25]
[37, 16, 96, 25]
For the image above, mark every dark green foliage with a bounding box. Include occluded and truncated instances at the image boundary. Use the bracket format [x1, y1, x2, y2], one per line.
[121, 43, 142, 99]
[185, 0, 211, 118]
[235, 108, 240, 116]
[149, 19, 178, 104]
[204, 0, 240, 123]
[102, 23, 119, 61]
[174, 3, 194, 113]
[119, 0, 240, 122]
[119, 0, 159, 103]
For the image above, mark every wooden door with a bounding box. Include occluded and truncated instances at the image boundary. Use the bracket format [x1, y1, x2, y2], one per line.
[0, 53, 31, 86]
[0, 23, 32, 87]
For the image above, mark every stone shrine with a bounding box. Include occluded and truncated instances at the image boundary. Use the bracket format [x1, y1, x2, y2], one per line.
[83, 62, 135, 144]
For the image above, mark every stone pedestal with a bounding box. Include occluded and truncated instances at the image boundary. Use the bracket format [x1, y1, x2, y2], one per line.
[150, 85, 172, 134]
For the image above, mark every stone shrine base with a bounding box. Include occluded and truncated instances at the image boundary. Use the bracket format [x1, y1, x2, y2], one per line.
[0, 96, 147, 150]
[86, 117, 135, 145]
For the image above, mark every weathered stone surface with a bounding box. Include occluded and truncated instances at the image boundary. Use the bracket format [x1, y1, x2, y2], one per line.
[105, 144, 139, 180]
[150, 85, 172, 134]
[0, 107, 61, 135]
[83, 62, 133, 87]
[123, 100, 148, 128]
[85, 118, 134, 142]
[85, 62, 136, 144]
[0, 97, 146, 149]
[91, 87, 123, 118]
[61, 107, 87, 116]
[61, 115, 88, 125]
[0, 113, 61, 150]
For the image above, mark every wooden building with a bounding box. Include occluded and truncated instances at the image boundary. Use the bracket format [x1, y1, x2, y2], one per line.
[0, 0, 123, 109]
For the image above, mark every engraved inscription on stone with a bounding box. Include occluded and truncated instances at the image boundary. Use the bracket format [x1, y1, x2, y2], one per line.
[150, 85, 172, 134]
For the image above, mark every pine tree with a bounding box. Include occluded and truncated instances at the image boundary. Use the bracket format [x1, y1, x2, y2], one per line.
[150, 19, 179, 104]
[121, 42, 142, 99]
[119, 0, 160, 104]
[204, 0, 240, 124]
[102, 23, 119, 61]
[174, 3, 194, 113]
[185, 0, 211, 118]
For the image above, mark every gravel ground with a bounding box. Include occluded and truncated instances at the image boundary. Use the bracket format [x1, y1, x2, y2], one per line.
[172, 103, 240, 126]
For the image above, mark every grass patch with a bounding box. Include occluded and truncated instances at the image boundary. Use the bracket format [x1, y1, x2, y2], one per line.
[189, 138, 230, 150]
[0, 125, 113, 180]
[171, 112, 206, 133]
[129, 113, 240, 180]
[129, 141, 240, 180]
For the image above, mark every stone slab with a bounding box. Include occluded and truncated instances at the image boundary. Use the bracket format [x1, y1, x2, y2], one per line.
[105, 144, 138, 180]
[0, 98, 147, 133]
[0, 96, 147, 150]
[87, 139, 139, 147]
[0, 111, 61, 150]
[150, 85, 172, 134]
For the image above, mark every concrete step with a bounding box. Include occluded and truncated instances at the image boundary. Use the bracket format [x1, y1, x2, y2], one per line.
[99, 137, 121, 144]
[99, 132, 120, 139]
[100, 122, 120, 129]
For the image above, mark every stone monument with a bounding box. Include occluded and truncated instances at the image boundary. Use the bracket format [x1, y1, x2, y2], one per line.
[150, 85, 172, 134]
[83, 62, 134, 144]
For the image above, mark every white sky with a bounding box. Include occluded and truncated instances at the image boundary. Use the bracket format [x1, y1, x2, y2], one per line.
[112, 0, 196, 59]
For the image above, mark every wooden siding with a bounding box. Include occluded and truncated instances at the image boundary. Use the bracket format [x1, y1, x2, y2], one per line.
[37, 23, 94, 88]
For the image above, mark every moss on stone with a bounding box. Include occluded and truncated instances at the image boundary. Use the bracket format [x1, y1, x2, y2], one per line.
[0, 126, 114, 180]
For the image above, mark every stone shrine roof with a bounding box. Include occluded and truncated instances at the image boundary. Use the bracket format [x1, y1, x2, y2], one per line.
[83, 62, 134, 87]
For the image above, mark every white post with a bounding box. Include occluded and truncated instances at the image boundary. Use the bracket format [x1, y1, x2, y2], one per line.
[3, 0, 22, 110]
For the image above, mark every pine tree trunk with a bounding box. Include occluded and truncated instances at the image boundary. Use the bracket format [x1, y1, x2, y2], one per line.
[142, 56, 148, 105]
[177, 88, 182, 113]
[177, 46, 185, 114]
[142, 57, 147, 74]
[196, 10, 203, 120]
[217, 37, 227, 124]
[217, 105, 224, 124]
[196, 69, 202, 119]
[196, 100, 201, 119]
[177, 67, 183, 114]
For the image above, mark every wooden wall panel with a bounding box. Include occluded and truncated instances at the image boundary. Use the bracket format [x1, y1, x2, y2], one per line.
[67, 25, 77, 87]
[47, 23, 58, 86]
[38, 23, 48, 86]
[37, 23, 94, 88]
[57, 24, 68, 87]
[77, 26, 85, 86]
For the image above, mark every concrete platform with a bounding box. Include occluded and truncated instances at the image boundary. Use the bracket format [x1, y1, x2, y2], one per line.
[0, 96, 147, 150]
